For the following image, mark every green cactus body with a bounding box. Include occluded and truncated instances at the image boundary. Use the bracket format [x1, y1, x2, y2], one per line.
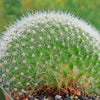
[0, 12, 100, 94]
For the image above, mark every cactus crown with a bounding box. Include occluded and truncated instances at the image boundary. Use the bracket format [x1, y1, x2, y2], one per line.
[0, 11, 100, 94]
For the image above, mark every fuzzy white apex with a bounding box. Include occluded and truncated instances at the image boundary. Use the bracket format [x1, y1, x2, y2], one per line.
[0, 11, 100, 59]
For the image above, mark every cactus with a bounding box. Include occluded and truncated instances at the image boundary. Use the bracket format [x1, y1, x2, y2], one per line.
[0, 11, 100, 95]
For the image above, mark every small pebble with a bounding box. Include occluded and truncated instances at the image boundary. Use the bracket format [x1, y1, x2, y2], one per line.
[84, 97, 88, 100]
[70, 96, 74, 100]
[65, 94, 70, 98]
[78, 95, 84, 100]
[16, 99, 20, 100]
[74, 96, 78, 100]
[29, 97, 36, 100]
[55, 95, 62, 100]
[97, 96, 100, 100]
[64, 98, 70, 100]
[34, 95, 41, 100]
[89, 96, 95, 100]
[47, 96, 54, 100]
[97, 96, 100, 98]
[92, 96, 95, 100]
[40, 94, 44, 99]
[70, 99, 74, 100]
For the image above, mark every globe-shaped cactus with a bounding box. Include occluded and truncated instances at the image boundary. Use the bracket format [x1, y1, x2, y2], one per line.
[0, 11, 100, 95]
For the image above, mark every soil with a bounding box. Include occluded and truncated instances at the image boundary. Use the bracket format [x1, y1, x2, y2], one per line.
[9, 85, 100, 100]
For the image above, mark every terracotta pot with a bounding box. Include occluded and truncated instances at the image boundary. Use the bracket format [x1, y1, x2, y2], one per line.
[0, 86, 13, 100]
[3, 91, 11, 100]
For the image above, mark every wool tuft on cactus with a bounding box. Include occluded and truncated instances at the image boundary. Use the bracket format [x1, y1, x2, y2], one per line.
[0, 11, 100, 95]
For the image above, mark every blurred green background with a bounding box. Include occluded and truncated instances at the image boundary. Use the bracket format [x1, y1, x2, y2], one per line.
[0, 0, 100, 34]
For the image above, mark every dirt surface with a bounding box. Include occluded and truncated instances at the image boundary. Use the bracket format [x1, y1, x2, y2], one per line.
[10, 85, 100, 100]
